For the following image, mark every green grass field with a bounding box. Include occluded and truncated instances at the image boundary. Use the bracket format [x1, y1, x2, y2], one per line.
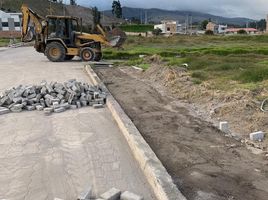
[0, 39, 10, 47]
[119, 25, 154, 33]
[103, 34, 268, 91]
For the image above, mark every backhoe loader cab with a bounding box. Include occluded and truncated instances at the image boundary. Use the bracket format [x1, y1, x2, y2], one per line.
[21, 4, 126, 62]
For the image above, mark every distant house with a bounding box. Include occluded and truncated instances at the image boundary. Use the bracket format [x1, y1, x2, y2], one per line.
[206, 22, 216, 32]
[217, 25, 228, 34]
[206, 22, 227, 34]
[226, 28, 258, 35]
[154, 20, 182, 34]
[0, 10, 22, 32]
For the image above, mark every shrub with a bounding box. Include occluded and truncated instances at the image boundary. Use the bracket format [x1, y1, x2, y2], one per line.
[237, 29, 247, 34]
[152, 28, 162, 36]
[205, 30, 214, 35]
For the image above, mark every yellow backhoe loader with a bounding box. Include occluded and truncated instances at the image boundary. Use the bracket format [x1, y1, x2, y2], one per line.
[21, 4, 126, 62]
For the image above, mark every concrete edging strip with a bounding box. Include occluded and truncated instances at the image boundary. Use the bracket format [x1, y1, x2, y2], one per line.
[84, 65, 187, 200]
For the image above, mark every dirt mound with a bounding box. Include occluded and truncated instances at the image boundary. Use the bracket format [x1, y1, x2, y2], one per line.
[138, 64, 268, 150]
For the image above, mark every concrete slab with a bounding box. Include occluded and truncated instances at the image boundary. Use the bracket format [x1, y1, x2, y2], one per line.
[0, 47, 155, 200]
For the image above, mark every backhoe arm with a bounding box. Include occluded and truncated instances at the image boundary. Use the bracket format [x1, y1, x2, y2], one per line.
[21, 4, 46, 42]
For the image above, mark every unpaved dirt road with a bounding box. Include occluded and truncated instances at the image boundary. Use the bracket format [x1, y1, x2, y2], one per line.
[0, 47, 155, 200]
[95, 66, 268, 200]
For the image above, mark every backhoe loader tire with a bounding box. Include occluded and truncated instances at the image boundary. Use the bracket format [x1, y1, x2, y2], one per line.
[65, 55, 75, 60]
[80, 47, 95, 62]
[45, 42, 66, 62]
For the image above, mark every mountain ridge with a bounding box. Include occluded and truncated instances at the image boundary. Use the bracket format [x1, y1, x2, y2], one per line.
[104, 7, 255, 26]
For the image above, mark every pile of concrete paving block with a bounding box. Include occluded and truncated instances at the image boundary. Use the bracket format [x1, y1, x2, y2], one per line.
[0, 79, 106, 115]
[77, 187, 143, 200]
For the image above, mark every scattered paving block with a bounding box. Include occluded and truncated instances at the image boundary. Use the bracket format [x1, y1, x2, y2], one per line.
[10, 104, 23, 112]
[59, 103, 70, 110]
[26, 106, 35, 111]
[250, 131, 265, 141]
[44, 108, 53, 115]
[76, 101, 81, 108]
[81, 100, 88, 107]
[100, 188, 121, 200]
[120, 191, 143, 200]
[77, 186, 92, 200]
[93, 104, 104, 109]
[54, 107, 65, 113]
[70, 105, 77, 109]
[36, 105, 44, 111]
[0, 107, 10, 115]
[219, 121, 229, 134]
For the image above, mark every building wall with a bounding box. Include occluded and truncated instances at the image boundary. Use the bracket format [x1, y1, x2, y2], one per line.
[165, 23, 177, 33]
[0, 10, 21, 32]
[206, 22, 216, 31]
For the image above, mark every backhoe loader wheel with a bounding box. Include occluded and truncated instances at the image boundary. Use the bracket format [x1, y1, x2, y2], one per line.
[45, 42, 66, 62]
[80, 47, 95, 62]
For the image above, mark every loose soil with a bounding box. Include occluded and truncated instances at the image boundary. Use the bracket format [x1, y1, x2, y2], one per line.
[95, 66, 268, 200]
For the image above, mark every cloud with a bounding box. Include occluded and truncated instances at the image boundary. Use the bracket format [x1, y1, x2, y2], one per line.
[77, 0, 268, 19]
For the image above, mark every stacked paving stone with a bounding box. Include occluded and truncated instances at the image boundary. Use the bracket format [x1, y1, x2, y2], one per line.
[77, 187, 143, 200]
[0, 79, 106, 115]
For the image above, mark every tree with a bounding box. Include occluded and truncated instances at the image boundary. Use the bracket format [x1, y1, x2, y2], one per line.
[70, 0, 76, 5]
[205, 30, 214, 35]
[92, 6, 101, 32]
[237, 29, 247, 34]
[112, 0, 122, 18]
[201, 20, 209, 30]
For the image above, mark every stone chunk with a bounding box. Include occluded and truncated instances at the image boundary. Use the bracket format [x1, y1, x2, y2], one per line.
[250, 131, 265, 141]
[36, 105, 44, 111]
[120, 191, 143, 200]
[26, 106, 35, 111]
[100, 188, 121, 200]
[77, 186, 92, 200]
[54, 107, 65, 113]
[219, 121, 229, 134]
[93, 104, 104, 109]
[44, 108, 53, 115]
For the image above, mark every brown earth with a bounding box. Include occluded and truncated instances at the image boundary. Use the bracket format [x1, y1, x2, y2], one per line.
[95, 66, 268, 200]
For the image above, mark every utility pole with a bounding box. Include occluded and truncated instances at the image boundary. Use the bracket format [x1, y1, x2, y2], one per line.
[63, 0, 66, 16]
[190, 14, 192, 35]
[145, 10, 148, 24]
[140, 11, 143, 24]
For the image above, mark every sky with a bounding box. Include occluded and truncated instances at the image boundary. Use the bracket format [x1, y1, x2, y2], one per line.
[76, 0, 268, 19]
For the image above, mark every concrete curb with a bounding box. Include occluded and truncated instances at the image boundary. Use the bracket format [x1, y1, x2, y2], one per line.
[84, 65, 187, 200]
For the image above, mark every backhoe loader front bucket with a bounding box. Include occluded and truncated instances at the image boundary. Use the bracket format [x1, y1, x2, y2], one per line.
[107, 28, 127, 48]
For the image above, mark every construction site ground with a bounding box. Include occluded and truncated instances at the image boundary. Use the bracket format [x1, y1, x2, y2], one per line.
[95, 65, 268, 200]
[0, 47, 156, 200]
